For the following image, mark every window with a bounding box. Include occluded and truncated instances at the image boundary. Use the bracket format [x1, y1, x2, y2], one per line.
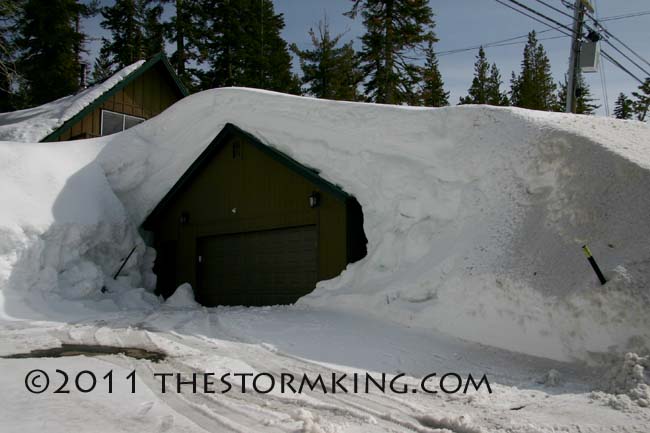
[100, 110, 145, 136]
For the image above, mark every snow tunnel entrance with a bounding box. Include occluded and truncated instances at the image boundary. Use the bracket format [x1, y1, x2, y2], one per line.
[144, 123, 367, 307]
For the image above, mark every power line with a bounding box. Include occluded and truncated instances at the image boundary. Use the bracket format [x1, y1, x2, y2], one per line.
[601, 50, 644, 84]
[437, 35, 566, 57]
[600, 60, 610, 115]
[492, 0, 574, 37]
[593, 0, 609, 116]
[492, 0, 646, 84]
[532, 0, 575, 21]
[498, 0, 577, 35]
[600, 36, 650, 77]
[435, 9, 645, 58]
[561, 2, 650, 73]
[600, 11, 650, 22]
[586, 15, 650, 70]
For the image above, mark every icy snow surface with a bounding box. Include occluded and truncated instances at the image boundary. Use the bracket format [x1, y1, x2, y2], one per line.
[0, 61, 145, 143]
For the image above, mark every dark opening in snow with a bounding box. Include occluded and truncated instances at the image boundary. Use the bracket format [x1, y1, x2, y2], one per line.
[2, 344, 166, 362]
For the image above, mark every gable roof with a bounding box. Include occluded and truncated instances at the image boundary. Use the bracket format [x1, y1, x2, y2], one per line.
[0, 53, 188, 143]
[42, 53, 189, 142]
[142, 123, 350, 230]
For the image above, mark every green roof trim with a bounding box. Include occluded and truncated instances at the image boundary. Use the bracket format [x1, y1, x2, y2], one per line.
[41, 53, 189, 142]
[142, 123, 351, 229]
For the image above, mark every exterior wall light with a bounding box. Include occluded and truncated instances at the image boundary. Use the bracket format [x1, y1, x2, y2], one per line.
[180, 212, 190, 225]
[309, 191, 321, 208]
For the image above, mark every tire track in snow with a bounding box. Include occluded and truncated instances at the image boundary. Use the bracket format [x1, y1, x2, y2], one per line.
[145, 329, 482, 432]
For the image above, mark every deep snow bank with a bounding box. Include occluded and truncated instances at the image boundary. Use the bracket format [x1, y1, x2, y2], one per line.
[0, 139, 156, 320]
[2, 87, 650, 362]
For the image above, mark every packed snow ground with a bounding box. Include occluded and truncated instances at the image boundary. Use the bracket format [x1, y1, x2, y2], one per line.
[1, 305, 649, 433]
[0, 88, 649, 430]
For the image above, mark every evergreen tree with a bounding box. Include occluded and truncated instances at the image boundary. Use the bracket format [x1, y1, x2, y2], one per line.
[163, 0, 201, 89]
[459, 47, 507, 106]
[419, 40, 448, 106]
[91, 47, 114, 83]
[556, 73, 599, 114]
[613, 92, 634, 119]
[196, 0, 299, 94]
[459, 47, 489, 105]
[0, 0, 23, 111]
[99, 0, 163, 68]
[632, 78, 650, 121]
[486, 62, 509, 106]
[16, 0, 85, 105]
[290, 18, 362, 101]
[346, 0, 437, 105]
[510, 31, 557, 111]
[142, 1, 165, 57]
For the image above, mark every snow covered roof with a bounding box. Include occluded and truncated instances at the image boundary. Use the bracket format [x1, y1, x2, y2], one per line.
[2, 87, 650, 361]
[0, 54, 188, 143]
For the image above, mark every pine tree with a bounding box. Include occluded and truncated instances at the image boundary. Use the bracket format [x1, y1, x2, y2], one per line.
[486, 63, 509, 106]
[290, 18, 362, 101]
[0, 0, 23, 111]
[510, 31, 557, 111]
[419, 40, 448, 106]
[16, 0, 85, 105]
[142, 1, 165, 57]
[557, 73, 599, 114]
[196, 0, 299, 94]
[346, 0, 437, 105]
[99, 0, 158, 68]
[632, 78, 650, 121]
[459, 47, 490, 105]
[613, 92, 634, 119]
[91, 47, 114, 83]
[459, 47, 507, 106]
[164, 0, 201, 89]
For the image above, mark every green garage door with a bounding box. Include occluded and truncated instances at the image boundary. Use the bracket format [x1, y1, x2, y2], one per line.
[196, 225, 318, 306]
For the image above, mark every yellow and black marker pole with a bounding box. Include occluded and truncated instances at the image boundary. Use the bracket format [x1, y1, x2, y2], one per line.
[582, 245, 607, 285]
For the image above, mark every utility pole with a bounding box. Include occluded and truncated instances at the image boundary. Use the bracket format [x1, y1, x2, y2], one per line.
[566, 0, 593, 113]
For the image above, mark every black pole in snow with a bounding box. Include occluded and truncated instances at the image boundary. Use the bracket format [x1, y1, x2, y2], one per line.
[113, 246, 137, 280]
[582, 245, 607, 285]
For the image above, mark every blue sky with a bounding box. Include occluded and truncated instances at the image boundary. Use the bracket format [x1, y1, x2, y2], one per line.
[83, 1, 650, 116]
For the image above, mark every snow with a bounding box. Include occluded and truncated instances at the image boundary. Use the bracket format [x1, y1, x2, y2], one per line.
[0, 61, 145, 143]
[90, 87, 650, 362]
[0, 87, 649, 430]
[1, 307, 648, 432]
[165, 283, 200, 309]
[0, 138, 157, 320]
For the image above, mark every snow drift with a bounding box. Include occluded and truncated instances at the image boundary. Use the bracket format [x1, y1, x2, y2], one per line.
[1, 87, 650, 362]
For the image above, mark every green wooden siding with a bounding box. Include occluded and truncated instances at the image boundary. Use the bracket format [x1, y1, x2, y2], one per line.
[151, 134, 349, 304]
[56, 63, 183, 141]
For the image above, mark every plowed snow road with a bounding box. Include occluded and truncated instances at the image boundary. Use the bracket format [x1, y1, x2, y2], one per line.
[1, 306, 648, 432]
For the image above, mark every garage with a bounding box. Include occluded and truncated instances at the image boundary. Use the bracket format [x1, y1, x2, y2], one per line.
[143, 123, 367, 306]
[196, 225, 318, 306]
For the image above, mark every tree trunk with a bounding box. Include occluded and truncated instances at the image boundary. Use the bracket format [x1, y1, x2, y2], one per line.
[176, 0, 185, 76]
[383, 0, 394, 104]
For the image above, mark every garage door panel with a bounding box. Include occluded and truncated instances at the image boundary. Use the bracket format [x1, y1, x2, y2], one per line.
[197, 225, 318, 306]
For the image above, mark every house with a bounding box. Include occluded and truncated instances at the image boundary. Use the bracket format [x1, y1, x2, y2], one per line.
[0, 53, 188, 143]
[142, 123, 368, 306]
